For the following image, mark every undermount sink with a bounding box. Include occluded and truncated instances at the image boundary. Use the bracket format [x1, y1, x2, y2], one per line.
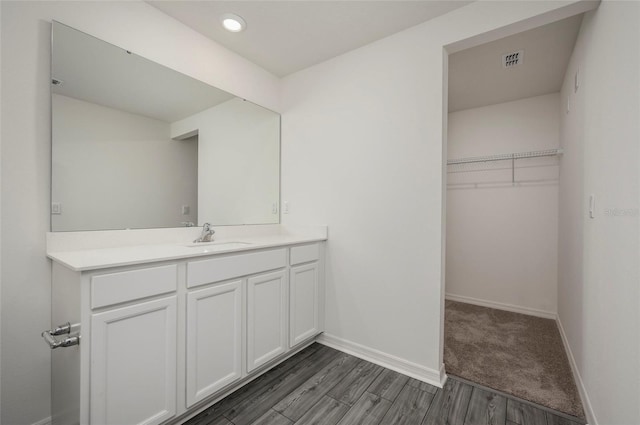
[183, 241, 252, 251]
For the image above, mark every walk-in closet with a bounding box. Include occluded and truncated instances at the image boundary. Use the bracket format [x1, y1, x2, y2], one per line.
[444, 14, 586, 422]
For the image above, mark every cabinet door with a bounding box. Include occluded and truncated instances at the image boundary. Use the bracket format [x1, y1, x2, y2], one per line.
[247, 270, 287, 372]
[91, 296, 177, 425]
[186, 280, 242, 407]
[289, 263, 319, 347]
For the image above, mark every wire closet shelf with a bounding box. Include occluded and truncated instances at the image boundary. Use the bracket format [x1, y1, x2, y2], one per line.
[446, 148, 563, 185]
[446, 148, 563, 165]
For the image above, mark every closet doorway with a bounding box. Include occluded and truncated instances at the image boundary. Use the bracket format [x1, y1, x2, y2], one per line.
[443, 14, 585, 421]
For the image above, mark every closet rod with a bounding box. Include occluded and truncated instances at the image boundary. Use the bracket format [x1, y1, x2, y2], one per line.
[447, 149, 563, 165]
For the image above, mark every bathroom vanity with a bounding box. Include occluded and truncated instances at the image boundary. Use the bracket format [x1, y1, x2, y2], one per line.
[46, 21, 319, 425]
[46, 226, 326, 425]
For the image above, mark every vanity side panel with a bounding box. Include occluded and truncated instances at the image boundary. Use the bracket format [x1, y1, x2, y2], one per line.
[51, 262, 82, 425]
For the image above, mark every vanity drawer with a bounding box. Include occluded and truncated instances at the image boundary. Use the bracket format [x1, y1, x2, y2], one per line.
[187, 249, 287, 288]
[91, 264, 178, 309]
[290, 244, 320, 266]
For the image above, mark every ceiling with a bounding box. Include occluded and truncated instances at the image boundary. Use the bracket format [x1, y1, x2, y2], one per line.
[147, 1, 473, 77]
[52, 22, 234, 123]
[448, 14, 583, 112]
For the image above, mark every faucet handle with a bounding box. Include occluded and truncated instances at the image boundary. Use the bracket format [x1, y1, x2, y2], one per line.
[193, 223, 215, 243]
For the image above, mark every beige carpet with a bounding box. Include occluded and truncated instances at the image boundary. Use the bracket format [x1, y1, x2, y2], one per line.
[444, 300, 585, 419]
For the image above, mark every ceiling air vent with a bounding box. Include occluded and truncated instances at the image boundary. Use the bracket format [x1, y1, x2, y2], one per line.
[502, 50, 524, 68]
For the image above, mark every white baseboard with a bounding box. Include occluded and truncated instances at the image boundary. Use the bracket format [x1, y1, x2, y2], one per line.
[31, 417, 51, 425]
[445, 293, 557, 320]
[556, 316, 597, 425]
[316, 333, 445, 388]
[439, 362, 448, 387]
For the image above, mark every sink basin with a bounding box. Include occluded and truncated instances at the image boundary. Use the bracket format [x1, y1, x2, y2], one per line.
[183, 241, 252, 251]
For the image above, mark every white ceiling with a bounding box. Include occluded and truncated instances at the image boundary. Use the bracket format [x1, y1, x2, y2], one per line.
[147, 1, 473, 77]
[52, 22, 234, 123]
[448, 14, 583, 112]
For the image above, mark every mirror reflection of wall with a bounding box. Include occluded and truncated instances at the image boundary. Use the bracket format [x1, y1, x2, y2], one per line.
[51, 21, 280, 232]
[172, 98, 280, 225]
[52, 93, 198, 231]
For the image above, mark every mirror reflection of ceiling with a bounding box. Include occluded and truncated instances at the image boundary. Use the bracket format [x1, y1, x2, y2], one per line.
[147, 1, 473, 77]
[52, 21, 234, 122]
[448, 14, 583, 112]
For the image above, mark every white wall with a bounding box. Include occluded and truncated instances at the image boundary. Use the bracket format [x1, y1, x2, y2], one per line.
[446, 93, 560, 317]
[281, 0, 594, 382]
[52, 94, 197, 231]
[557, 2, 640, 424]
[0, 2, 278, 424]
[171, 98, 280, 225]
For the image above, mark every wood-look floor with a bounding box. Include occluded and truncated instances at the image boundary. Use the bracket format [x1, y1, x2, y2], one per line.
[183, 343, 582, 425]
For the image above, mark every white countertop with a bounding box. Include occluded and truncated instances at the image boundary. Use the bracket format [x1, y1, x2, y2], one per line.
[47, 225, 327, 271]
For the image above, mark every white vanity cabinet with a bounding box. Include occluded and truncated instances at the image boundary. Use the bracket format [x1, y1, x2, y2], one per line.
[185, 280, 242, 407]
[289, 244, 322, 347]
[49, 262, 180, 425]
[88, 264, 180, 425]
[90, 296, 177, 425]
[48, 241, 325, 425]
[246, 270, 288, 372]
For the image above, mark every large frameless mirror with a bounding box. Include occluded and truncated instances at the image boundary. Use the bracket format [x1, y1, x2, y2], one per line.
[51, 21, 280, 231]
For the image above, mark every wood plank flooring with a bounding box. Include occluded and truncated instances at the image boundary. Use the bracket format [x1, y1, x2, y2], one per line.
[183, 343, 584, 425]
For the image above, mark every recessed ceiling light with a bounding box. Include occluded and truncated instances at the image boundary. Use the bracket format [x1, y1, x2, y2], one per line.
[221, 13, 246, 33]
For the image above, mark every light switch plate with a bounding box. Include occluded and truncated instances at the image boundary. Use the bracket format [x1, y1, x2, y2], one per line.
[51, 202, 62, 215]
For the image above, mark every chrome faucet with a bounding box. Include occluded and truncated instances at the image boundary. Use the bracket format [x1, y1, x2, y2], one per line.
[194, 223, 215, 243]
